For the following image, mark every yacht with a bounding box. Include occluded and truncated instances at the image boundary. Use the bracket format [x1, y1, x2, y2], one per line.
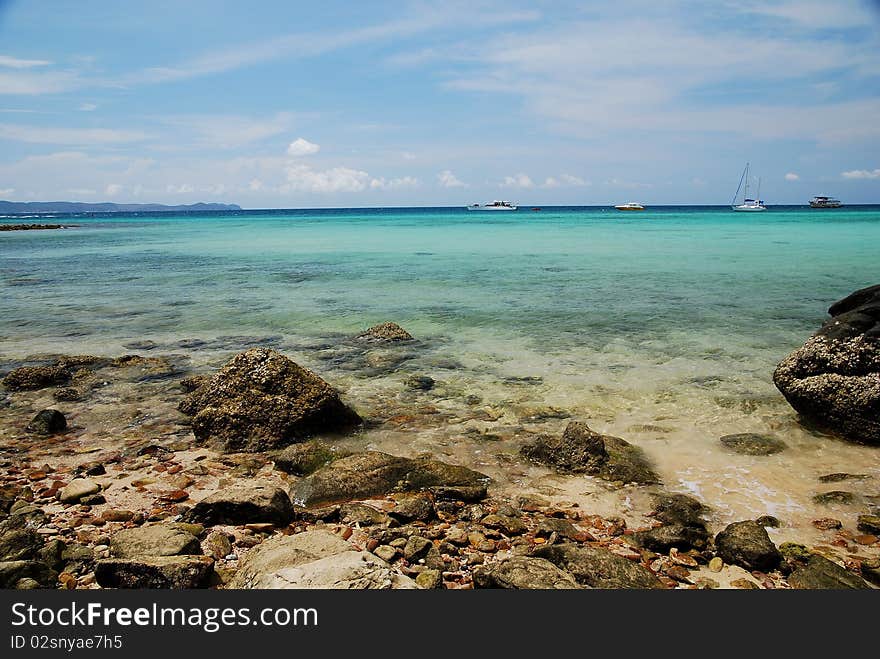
[731, 163, 767, 211]
[809, 195, 842, 208]
[614, 202, 645, 211]
[467, 200, 517, 211]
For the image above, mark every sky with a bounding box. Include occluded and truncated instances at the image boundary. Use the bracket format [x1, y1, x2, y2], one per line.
[0, 0, 879, 207]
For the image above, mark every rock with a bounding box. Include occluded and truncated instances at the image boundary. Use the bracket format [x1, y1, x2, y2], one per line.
[389, 494, 434, 522]
[818, 472, 871, 483]
[532, 543, 665, 589]
[271, 441, 349, 476]
[708, 556, 723, 572]
[403, 535, 434, 561]
[183, 485, 295, 526]
[651, 493, 708, 526]
[0, 518, 43, 561]
[719, 433, 787, 456]
[812, 491, 855, 505]
[373, 545, 398, 562]
[2, 365, 71, 391]
[204, 531, 233, 560]
[53, 388, 81, 402]
[357, 322, 413, 342]
[633, 523, 709, 552]
[58, 479, 100, 504]
[473, 556, 583, 589]
[80, 494, 106, 506]
[730, 578, 760, 589]
[404, 375, 435, 390]
[109, 525, 201, 558]
[787, 555, 871, 589]
[0, 560, 57, 588]
[714, 520, 781, 572]
[756, 515, 781, 528]
[773, 284, 880, 444]
[94, 555, 215, 589]
[855, 514, 880, 535]
[178, 348, 361, 452]
[812, 518, 842, 531]
[290, 451, 489, 507]
[339, 503, 389, 526]
[27, 409, 67, 435]
[534, 517, 582, 541]
[247, 550, 419, 589]
[520, 421, 658, 485]
[415, 568, 442, 589]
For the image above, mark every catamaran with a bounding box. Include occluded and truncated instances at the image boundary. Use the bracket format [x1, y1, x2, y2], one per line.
[731, 163, 766, 211]
[467, 200, 517, 211]
[809, 195, 842, 208]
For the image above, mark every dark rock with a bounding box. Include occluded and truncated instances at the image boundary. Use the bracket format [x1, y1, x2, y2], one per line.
[110, 525, 202, 558]
[2, 365, 71, 391]
[53, 388, 81, 402]
[473, 556, 582, 589]
[773, 284, 880, 444]
[818, 472, 871, 483]
[714, 520, 782, 572]
[178, 348, 361, 452]
[857, 514, 880, 535]
[357, 322, 413, 342]
[787, 555, 871, 589]
[521, 421, 658, 485]
[404, 375, 435, 390]
[719, 433, 787, 456]
[633, 523, 709, 552]
[532, 543, 664, 589]
[94, 556, 215, 589]
[651, 493, 708, 526]
[756, 515, 781, 528]
[79, 494, 106, 506]
[812, 491, 855, 505]
[534, 517, 581, 541]
[183, 485, 295, 526]
[0, 517, 43, 561]
[0, 560, 57, 588]
[339, 503, 389, 526]
[290, 451, 489, 507]
[389, 494, 434, 523]
[271, 441, 349, 476]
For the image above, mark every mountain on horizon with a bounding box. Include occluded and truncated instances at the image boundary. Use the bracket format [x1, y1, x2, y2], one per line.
[0, 200, 241, 213]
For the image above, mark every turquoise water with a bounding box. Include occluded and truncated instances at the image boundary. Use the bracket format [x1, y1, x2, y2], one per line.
[3, 205, 880, 531]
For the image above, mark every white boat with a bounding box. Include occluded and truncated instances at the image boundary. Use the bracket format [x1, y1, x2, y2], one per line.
[730, 163, 766, 211]
[467, 200, 517, 211]
[614, 202, 645, 211]
[809, 195, 842, 208]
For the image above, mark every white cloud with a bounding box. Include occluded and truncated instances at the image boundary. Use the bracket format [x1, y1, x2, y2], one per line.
[0, 55, 52, 69]
[104, 183, 122, 196]
[0, 123, 147, 144]
[560, 173, 586, 186]
[784, 172, 800, 181]
[0, 70, 83, 95]
[437, 169, 466, 188]
[841, 168, 880, 179]
[369, 176, 419, 190]
[543, 177, 560, 188]
[0, 187, 15, 196]
[78, 103, 97, 111]
[501, 173, 534, 188]
[283, 164, 371, 193]
[287, 137, 321, 157]
[166, 183, 195, 194]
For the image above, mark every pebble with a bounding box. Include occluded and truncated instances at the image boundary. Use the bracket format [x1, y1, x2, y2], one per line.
[730, 578, 760, 589]
[708, 556, 724, 572]
[812, 518, 842, 530]
[374, 545, 399, 562]
[854, 534, 878, 546]
[58, 479, 101, 504]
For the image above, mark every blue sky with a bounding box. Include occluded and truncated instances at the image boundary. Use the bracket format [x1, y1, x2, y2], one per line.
[1, 0, 879, 207]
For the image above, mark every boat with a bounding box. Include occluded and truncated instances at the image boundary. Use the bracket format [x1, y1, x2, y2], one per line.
[467, 200, 517, 211]
[730, 163, 766, 211]
[614, 202, 645, 211]
[809, 195, 842, 208]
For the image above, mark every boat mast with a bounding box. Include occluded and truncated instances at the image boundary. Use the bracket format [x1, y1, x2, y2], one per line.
[756, 177, 761, 203]
[731, 162, 748, 206]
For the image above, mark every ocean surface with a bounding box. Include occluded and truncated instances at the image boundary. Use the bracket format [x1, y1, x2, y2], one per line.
[3, 205, 880, 538]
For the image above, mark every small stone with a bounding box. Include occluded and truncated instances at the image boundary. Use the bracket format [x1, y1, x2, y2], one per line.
[79, 494, 106, 506]
[445, 527, 469, 545]
[467, 531, 495, 552]
[373, 545, 398, 562]
[708, 556, 723, 572]
[854, 534, 878, 545]
[357, 322, 413, 342]
[58, 479, 100, 504]
[812, 518, 842, 531]
[719, 433, 787, 456]
[101, 510, 135, 523]
[755, 515, 780, 528]
[404, 375, 435, 391]
[812, 491, 855, 505]
[204, 531, 233, 560]
[415, 569, 442, 589]
[27, 409, 67, 435]
[730, 578, 760, 589]
[665, 565, 692, 583]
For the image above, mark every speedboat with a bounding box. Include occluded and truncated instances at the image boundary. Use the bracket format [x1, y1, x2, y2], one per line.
[731, 163, 767, 211]
[614, 202, 644, 211]
[809, 195, 842, 208]
[467, 200, 517, 211]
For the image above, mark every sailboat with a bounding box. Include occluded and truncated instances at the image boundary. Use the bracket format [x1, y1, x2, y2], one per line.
[731, 163, 767, 211]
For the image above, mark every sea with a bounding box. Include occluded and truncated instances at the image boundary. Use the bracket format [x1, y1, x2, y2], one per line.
[2, 205, 879, 541]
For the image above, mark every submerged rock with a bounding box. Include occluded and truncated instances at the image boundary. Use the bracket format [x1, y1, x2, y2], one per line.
[2, 365, 71, 391]
[773, 284, 880, 444]
[270, 441, 350, 476]
[473, 556, 583, 589]
[714, 520, 782, 572]
[532, 543, 665, 589]
[787, 555, 871, 589]
[521, 421, 659, 485]
[290, 451, 489, 507]
[719, 433, 787, 456]
[27, 409, 67, 435]
[178, 348, 361, 452]
[95, 555, 214, 589]
[183, 484, 295, 526]
[356, 322, 413, 342]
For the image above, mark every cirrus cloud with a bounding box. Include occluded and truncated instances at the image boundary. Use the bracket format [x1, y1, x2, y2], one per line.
[841, 168, 880, 179]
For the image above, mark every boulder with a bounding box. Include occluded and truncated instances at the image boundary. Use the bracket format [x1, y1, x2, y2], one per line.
[651, 493, 708, 527]
[532, 543, 665, 589]
[633, 524, 709, 553]
[270, 441, 349, 476]
[719, 433, 787, 456]
[94, 556, 215, 589]
[357, 322, 413, 342]
[714, 520, 782, 572]
[0, 560, 58, 589]
[473, 556, 583, 589]
[27, 409, 67, 435]
[773, 284, 880, 444]
[178, 348, 361, 452]
[58, 479, 100, 504]
[0, 517, 43, 562]
[787, 555, 871, 589]
[521, 421, 659, 485]
[249, 550, 419, 589]
[404, 375, 435, 390]
[109, 525, 202, 558]
[2, 365, 71, 391]
[289, 451, 489, 507]
[857, 514, 880, 535]
[183, 484, 295, 526]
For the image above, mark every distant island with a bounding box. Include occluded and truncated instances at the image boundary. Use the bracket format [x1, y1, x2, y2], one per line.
[0, 201, 241, 213]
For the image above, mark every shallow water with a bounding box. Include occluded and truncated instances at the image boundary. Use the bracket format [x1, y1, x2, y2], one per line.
[2, 206, 880, 541]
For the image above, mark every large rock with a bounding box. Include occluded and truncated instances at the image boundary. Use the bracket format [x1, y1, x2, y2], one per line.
[27, 409, 67, 435]
[271, 441, 350, 476]
[178, 348, 361, 452]
[521, 421, 659, 485]
[183, 484, 295, 526]
[787, 555, 871, 589]
[357, 322, 413, 342]
[532, 543, 665, 589]
[110, 525, 201, 558]
[229, 530, 352, 588]
[2, 365, 71, 391]
[473, 556, 583, 589]
[0, 561, 58, 589]
[773, 284, 880, 444]
[289, 451, 489, 507]
[714, 520, 782, 572]
[247, 550, 419, 589]
[95, 556, 215, 589]
[58, 479, 101, 504]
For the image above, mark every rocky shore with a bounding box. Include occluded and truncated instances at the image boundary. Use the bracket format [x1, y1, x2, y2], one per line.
[0, 224, 68, 231]
[1, 318, 878, 590]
